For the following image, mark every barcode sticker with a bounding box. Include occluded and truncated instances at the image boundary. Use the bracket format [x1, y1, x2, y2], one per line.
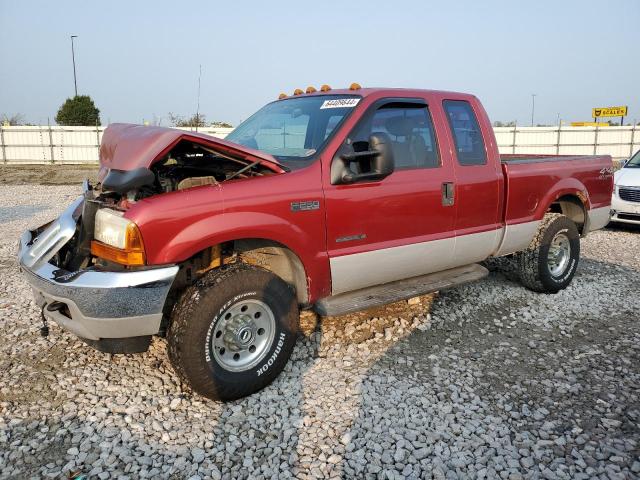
[320, 98, 360, 109]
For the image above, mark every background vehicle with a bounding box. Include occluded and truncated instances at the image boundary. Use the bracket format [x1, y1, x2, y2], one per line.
[18, 86, 613, 400]
[610, 149, 640, 225]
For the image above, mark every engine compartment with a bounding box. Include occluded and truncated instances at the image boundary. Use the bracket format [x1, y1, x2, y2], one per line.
[99, 139, 276, 202]
[52, 139, 279, 272]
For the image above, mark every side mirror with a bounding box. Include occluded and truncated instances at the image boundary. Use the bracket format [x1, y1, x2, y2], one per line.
[331, 132, 395, 185]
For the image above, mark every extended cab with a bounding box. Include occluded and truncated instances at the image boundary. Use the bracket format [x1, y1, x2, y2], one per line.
[18, 86, 613, 400]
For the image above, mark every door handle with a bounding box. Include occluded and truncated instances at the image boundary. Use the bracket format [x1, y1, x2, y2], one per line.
[442, 182, 455, 206]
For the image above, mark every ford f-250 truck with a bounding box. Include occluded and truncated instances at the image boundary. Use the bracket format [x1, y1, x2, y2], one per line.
[18, 85, 613, 400]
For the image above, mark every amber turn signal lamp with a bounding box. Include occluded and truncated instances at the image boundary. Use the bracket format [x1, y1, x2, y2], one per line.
[278, 93, 288, 99]
[293, 88, 304, 95]
[305, 86, 317, 94]
[349, 82, 361, 90]
[91, 223, 146, 266]
[320, 84, 331, 92]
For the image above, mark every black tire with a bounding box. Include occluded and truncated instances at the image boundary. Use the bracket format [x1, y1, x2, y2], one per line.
[516, 213, 580, 293]
[481, 255, 520, 281]
[168, 263, 299, 401]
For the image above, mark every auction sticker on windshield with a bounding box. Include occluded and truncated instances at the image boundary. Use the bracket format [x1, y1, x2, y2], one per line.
[320, 98, 360, 109]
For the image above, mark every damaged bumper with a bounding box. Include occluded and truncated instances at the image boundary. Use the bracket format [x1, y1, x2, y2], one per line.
[17, 196, 178, 344]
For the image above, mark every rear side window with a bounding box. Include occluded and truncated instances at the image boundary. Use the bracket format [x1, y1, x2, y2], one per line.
[443, 100, 487, 166]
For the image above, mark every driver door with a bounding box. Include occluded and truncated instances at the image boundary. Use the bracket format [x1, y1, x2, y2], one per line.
[323, 98, 457, 295]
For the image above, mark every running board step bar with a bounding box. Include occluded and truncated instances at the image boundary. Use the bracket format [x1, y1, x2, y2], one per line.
[314, 263, 489, 317]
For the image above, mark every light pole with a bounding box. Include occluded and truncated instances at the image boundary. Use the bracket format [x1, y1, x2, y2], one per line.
[70, 35, 78, 97]
[530, 94, 536, 127]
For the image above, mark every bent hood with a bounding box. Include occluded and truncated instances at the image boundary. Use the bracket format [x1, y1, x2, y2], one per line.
[614, 167, 640, 187]
[99, 123, 287, 174]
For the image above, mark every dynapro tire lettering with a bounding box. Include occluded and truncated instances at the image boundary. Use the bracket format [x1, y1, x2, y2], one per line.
[257, 332, 286, 376]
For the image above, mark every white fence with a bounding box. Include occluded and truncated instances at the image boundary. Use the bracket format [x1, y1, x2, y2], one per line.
[0, 124, 638, 164]
[494, 125, 639, 161]
[0, 126, 233, 164]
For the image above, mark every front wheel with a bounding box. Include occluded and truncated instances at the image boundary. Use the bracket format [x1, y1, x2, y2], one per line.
[516, 213, 580, 293]
[168, 264, 299, 401]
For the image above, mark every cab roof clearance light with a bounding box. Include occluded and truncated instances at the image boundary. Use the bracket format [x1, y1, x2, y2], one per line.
[278, 83, 360, 99]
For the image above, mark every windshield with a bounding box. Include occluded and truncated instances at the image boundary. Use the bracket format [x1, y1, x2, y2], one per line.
[626, 149, 640, 168]
[225, 95, 360, 168]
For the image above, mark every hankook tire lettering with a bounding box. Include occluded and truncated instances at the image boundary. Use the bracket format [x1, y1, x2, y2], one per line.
[257, 332, 286, 376]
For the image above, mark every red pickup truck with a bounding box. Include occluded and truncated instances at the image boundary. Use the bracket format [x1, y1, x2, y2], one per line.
[18, 86, 613, 400]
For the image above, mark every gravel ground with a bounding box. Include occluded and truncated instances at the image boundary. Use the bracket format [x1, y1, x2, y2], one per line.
[0, 185, 639, 479]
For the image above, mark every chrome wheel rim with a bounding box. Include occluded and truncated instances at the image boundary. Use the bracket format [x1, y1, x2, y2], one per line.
[547, 232, 571, 277]
[212, 299, 276, 372]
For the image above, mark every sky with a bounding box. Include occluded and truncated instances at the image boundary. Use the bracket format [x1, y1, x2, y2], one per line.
[1, 0, 638, 127]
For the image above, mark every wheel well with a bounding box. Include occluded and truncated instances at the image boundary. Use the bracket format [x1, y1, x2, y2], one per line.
[232, 239, 309, 305]
[547, 195, 586, 234]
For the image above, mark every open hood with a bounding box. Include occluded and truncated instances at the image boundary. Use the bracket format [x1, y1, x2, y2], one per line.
[99, 123, 287, 173]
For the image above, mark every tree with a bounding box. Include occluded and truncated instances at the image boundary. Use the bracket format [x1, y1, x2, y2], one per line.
[493, 121, 516, 127]
[1, 113, 25, 126]
[168, 113, 233, 129]
[211, 121, 233, 128]
[55, 95, 101, 126]
[168, 112, 206, 128]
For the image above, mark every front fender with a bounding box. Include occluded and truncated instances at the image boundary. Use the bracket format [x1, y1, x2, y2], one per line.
[139, 209, 331, 302]
[152, 211, 314, 265]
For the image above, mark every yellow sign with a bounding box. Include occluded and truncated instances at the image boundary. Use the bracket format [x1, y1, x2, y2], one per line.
[592, 106, 628, 118]
[571, 122, 611, 127]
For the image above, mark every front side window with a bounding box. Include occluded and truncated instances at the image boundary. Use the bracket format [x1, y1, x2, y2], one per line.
[225, 95, 360, 169]
[443, 100, 487, 166]
[350, 102, 440, 170]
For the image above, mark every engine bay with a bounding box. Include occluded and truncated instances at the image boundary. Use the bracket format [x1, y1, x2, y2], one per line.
[98, 139, 276, 202]
[52, 137, 280, 271]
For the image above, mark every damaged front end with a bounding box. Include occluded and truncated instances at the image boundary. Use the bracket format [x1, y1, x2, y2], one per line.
[99, 136, 281, 200]
[97, 122, 286, 197]
[18, 124, 284, 353]
[17, 181, 178, 353]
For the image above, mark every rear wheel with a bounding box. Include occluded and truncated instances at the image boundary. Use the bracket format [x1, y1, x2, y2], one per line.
[517, 213, 580, 293]
[168, 264, 299, 401]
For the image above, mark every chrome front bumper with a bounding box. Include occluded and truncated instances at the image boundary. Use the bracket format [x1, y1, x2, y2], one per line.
[18, 196, 178, 341]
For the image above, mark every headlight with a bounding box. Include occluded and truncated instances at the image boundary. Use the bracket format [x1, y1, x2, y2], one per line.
[91, 208, 145, 265]
[94, 208, 130, 248]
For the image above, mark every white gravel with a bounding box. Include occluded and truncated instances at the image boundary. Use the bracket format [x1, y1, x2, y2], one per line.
[0, 185, 638, 479]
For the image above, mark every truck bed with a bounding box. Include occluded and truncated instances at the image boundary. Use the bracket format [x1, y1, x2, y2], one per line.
[500, 153, 613, 226]
[501, 154, 606, 165]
